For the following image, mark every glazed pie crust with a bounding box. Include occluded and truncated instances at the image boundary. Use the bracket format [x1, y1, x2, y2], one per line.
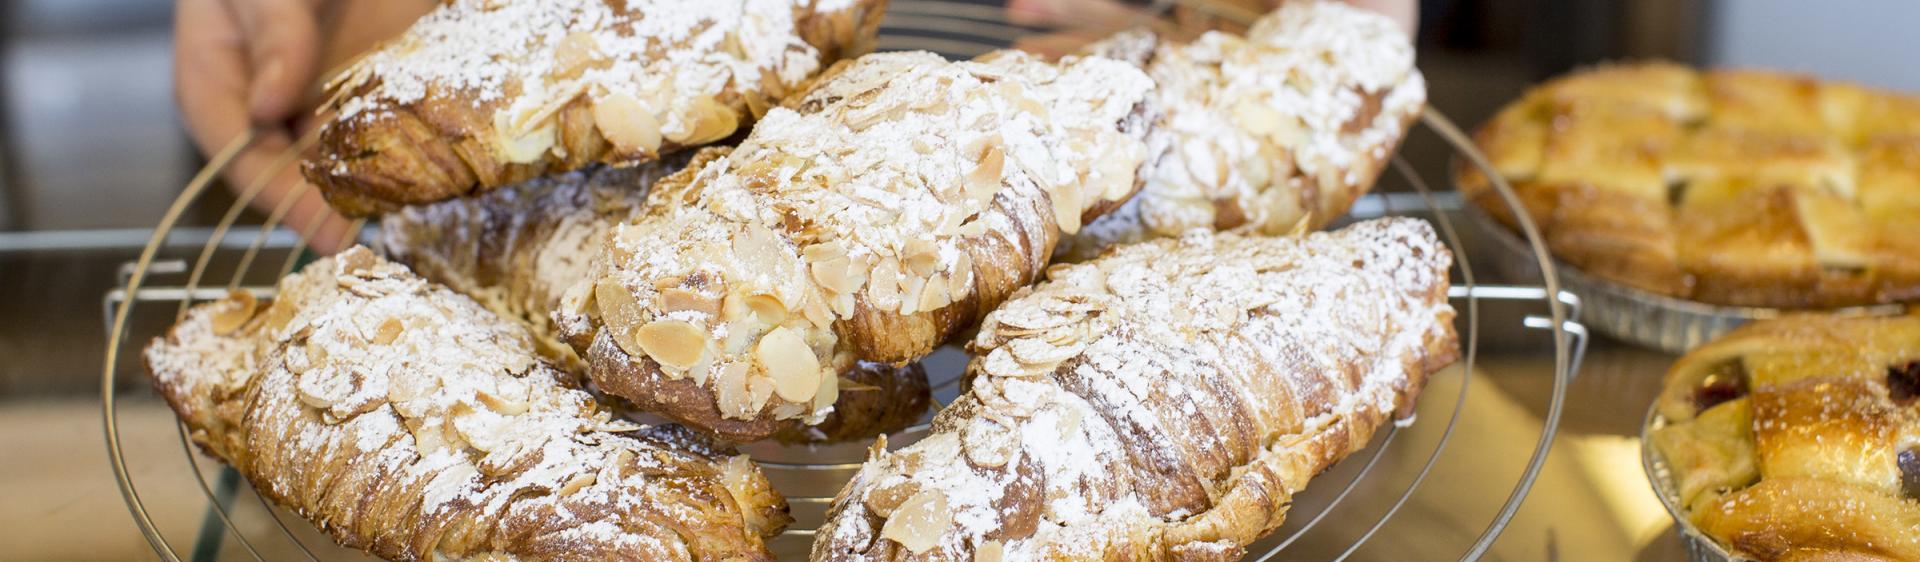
[1461, 62, 1920, 308]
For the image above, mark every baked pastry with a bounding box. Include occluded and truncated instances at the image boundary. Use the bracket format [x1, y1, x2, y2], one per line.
[380, 159, 689, 367]
[773, 359, 933, 445]
[1649, 313, 1920, 560]
[1462, 62, 1920, 308]
[813, 217, 1458, 560]
[1064, 0, 1425, 259]
[553, 50, 1159, 441]
[143, 247, 790, 561]
[381, 157, 932, 443]
[304, 0, 887, 216]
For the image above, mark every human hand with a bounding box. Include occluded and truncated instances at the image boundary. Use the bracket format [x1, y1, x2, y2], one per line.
[173, 0, 431, 254]
[1007, 0, 1417, 58]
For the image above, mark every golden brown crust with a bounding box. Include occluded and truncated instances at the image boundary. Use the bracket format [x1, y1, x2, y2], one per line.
[380, 162, 684, 368]
[813, 218, 1458, 560]
[383, 154, 931, 444]
[142, 248, 789, 561]
[1651, 313, 1920, 561]
[553, 51, 1160, 441]
[1462, 62, 1920, 308]
[303, 0, 888, 216]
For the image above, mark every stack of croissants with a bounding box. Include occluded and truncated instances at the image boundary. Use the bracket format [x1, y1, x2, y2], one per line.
[143, 0, 1461, 559]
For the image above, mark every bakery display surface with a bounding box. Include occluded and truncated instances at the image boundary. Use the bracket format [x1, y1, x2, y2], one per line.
[103, 2, 1590, 561]
[1460, 62, 1920, 350]
[1644, 313, 1920, 562]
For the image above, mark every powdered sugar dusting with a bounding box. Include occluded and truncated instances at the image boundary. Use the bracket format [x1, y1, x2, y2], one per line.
[1066, 0, 1426, 257]
[325, 0, 823, 124]
[558, 50, 1157, 425]
[813, 218, 1457, 560]
[143, 247, 786, 560]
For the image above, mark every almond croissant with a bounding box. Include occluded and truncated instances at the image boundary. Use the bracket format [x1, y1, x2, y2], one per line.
[144, 247, 790, 561]
[380, 158, 931, 443]
[1064, 0, 1426, 259]
[813, 218, 1459, 561]
[304, 0, 887, 216]
[553, 50, 1161, 441]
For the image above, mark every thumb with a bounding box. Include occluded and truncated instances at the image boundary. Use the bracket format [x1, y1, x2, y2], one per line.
[232, 0, 321, 123]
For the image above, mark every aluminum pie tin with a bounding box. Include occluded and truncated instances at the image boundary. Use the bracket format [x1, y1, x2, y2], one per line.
[1460, 202, 1909, 354]
[1641, 405, 1751, 562]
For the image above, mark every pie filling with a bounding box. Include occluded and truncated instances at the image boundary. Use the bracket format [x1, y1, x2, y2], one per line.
[1691, 361, 1749, 414]
[1889, 361, 1919, 405]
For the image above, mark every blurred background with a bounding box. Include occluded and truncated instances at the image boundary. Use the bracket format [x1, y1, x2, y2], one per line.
[2, 0, 1915, 559]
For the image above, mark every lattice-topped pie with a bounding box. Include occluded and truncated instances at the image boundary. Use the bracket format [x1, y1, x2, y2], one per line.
[1462, 62, 1920, 308]
[1650, 313, 1920, 560]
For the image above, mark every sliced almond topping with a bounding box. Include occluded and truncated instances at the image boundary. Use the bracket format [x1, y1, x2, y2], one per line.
[868, 257, 903, 311]
[744, 92, 771, 119]
[864, 478, 919, 517]
[881, 489, 951, 554]
[295, 369, 346, 409]
[903, 239, 940, 276]
[475, 387, 530, 416]
[746, 373, 777, 412]
[976, 541, 1004, 562]
[610, 325, 646, 359]
[830, 292, 856, 319]
[410, 423, 451, 455]
[1008, 337, 1079, 366]
[756, 327, 821, 402]
[371, 317, 404, 345]
[1052, 180, 1083, 234]
[1234, 99, 1287, 137]
[811, 256, 857, 295]
[492, 110, 556, 163]
[898, 274, 930, 316]
[660, 288, 719, 317]
[552, 31, 601, 80]
[918, 276, 951, 312]
[210, 291, 258, 335]
[667, 96, 740, 145]
[592, 91, 663, 155]
[811, 365, 840, 411]
[719, 292, 750, 322]
[635, 319, 707, 369]
[967, 145, 1006, 202]
[802, 296, 834, 329]
[263, 298, 298, 334]
[557, 472, 597, 496]
[802, 241, 848, 263]
[715, 363, 754, 418]
[744, 293, 788, 324]
[595, 279, 643, 329]
[948, 252, 974, 299]
[687, 354, 713, 387]
[1095, 139, 1141, 202]
[476, 376, 529, 416]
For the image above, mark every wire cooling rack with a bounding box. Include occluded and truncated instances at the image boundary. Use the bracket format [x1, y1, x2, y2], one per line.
[102, 3, 1587, 560]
